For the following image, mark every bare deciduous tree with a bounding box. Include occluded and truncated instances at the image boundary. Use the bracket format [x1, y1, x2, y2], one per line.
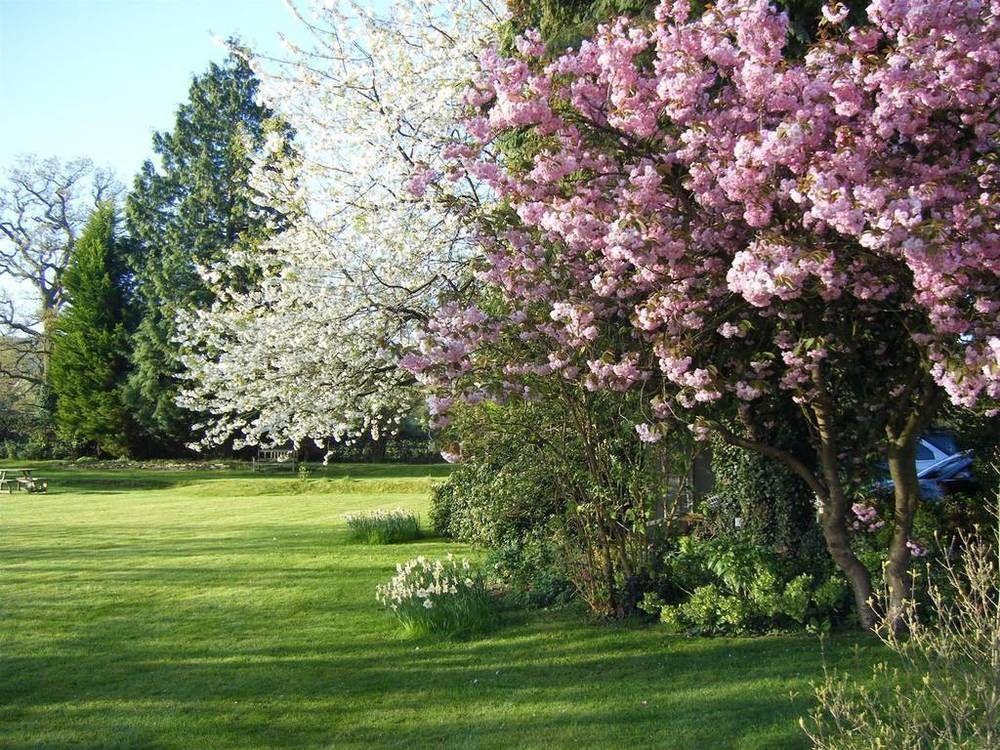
[0, 155, 120, 397]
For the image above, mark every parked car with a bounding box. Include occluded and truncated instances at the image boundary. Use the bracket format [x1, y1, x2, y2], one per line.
[915, 431, 961, 475]
[875, 446, 976, 501]
[915, 450, 976, 500]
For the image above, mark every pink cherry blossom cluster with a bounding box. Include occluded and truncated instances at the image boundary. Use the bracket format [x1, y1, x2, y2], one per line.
[906, 539, 928, 558]
[850, 502, 885, 533]
[409, 0, 1000, 436]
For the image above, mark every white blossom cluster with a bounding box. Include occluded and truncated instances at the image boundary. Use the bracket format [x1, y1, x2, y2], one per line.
[177, 0, 501, 450]
[375, 553, 476, 611]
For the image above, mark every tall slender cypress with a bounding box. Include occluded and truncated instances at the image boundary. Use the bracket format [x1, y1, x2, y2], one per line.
[49, 203, 134, 456]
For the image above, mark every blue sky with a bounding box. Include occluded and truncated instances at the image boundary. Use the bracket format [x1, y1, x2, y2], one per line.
[0, 0, 309, 182]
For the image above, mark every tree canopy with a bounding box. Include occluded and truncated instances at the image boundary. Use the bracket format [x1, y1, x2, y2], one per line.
[408, 0, 1000, 627]
[125, 49, 282, 450]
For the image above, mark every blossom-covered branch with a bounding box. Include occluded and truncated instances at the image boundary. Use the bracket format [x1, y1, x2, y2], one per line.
[177, 0, 502, 449]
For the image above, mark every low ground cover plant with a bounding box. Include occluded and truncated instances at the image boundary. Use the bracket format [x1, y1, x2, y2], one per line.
[345, 507, 420, 544]
[642, 535, 849, 636]
[376, 554, 496, 637]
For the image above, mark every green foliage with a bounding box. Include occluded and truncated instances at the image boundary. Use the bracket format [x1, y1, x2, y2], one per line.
[124, 48, 289, 450]
[0, 340, 45, 440]
[48, 203, 134, 457]
[2, 434, 76, 461]
[429, 405, 567, 548]
[430, 396, 682, 616]
[644, 535, 849, 635]
[344, 508, 421, 544]
[707, 433, 826, 558]
[484, 532, 576, 609]
[0, 371, 54, 458]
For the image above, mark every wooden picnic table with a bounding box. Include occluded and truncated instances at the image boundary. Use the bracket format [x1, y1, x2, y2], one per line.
[0, 468, 48, 494]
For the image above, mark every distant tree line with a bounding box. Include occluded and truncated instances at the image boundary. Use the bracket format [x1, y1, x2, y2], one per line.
[0, 50, 285, 458]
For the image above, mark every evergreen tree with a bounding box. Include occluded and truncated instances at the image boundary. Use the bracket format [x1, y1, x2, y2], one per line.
[49, 203, 134, 456]
[125, 48, 283, 451]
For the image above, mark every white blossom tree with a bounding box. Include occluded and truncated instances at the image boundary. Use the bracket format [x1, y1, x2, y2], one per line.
[177, 0, 501, 450]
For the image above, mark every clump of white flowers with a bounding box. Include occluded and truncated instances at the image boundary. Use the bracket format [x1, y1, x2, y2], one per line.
[376, 554, 495, 636]
[345, 508, 420, 545]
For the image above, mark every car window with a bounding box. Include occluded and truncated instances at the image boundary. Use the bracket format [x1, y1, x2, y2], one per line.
[923, 432, 960, 454]
[920, 457, 952, 479]
[916, 444, 934, 460]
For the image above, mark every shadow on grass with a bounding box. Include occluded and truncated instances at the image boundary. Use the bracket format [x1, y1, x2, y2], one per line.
[1, 517, 882, 750]
[1, 613, 876, 749]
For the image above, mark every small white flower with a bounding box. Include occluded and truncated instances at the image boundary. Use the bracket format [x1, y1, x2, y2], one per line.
[423, 599, 434, 609]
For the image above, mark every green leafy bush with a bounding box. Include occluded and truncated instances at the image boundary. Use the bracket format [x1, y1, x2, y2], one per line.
[706, 435, 826, 558]
[376, 554, 496, 637]
[643, 535, 849, 635]
[484, 532, 575, 609]
[5, 434, 77, 460]
[344, 508, 421, 544]
[428, 408, 566, 548]
[430, 398, 688, 616]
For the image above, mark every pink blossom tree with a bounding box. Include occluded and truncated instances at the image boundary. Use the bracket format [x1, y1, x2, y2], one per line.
[411, 0, 1000, 629]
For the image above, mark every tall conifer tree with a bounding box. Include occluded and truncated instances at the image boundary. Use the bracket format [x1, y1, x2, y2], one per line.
[125, 49, 283, 450]
[49, 203, 133, 456]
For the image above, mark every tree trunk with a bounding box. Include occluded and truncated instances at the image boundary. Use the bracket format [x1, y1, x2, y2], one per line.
[40, 302, 57, 383]
[885, 440, 918, 631]
[811, 374, 877, 631]
[884, 385, 941, 633]
[817, 482, 877, 630]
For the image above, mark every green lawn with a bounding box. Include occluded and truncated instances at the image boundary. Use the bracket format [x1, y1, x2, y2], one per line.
[0, 462, 881, 749]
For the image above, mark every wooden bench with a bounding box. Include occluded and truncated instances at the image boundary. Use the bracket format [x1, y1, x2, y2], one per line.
[251, 448, 297, 473]
[0, 468, 48, 494]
